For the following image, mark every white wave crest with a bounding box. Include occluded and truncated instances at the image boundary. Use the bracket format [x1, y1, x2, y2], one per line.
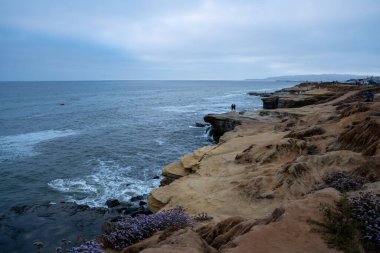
[157, 105, 198, 113]
[48, 160, 159, 207]
[0, 130, 77, 160]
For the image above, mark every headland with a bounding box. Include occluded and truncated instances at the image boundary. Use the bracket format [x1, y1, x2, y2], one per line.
[143, 81, 380, 253]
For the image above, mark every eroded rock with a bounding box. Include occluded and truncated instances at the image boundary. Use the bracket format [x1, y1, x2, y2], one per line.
[328, 117, 380, 156]
[204, 113, 243, 142]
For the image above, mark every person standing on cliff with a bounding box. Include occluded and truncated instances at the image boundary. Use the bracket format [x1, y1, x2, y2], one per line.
[231, 104, 234, 111]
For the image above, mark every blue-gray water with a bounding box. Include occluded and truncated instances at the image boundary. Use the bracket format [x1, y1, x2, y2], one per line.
[0, 80, 295, 213]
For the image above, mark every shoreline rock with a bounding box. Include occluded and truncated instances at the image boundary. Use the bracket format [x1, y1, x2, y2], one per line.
[0, 202, 110, 253]
[0, 199, 152, 253]
[203, 112, 257, 142]
[144, 82, 380, 252]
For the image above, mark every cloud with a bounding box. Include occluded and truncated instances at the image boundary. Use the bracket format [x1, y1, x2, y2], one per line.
[0, 0, 379, 80]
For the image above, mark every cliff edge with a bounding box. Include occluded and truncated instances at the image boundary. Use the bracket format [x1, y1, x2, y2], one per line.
[140, 83, 380, 252]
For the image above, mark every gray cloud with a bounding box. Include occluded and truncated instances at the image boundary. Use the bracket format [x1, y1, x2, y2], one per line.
[0, 0, 379, 80]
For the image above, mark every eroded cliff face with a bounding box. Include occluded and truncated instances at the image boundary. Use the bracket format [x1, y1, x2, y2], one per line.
[126, 189, 344, 253]
[203, 112, 250, 142]
[143, 84, 380, 253]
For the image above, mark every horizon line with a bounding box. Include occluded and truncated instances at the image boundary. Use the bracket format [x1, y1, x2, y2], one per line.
[0, 73, 378, 83]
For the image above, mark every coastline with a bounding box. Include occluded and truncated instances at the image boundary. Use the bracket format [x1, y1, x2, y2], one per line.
[1, 81, 379, 252]
[142, 82, 379, 252]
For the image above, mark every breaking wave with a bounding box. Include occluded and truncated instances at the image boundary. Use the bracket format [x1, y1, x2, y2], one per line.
[48, 160, 160, 207]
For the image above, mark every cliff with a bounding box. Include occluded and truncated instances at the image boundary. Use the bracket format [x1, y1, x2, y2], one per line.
[142, 83, 380, 253]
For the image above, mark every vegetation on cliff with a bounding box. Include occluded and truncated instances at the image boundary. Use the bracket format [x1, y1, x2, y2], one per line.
[310, 193, 379, 253]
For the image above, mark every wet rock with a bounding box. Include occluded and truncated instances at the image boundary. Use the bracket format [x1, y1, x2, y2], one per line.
[111, 202, 136, 214]
[105, 198, 120, 208]
[130, 195, 144, 202]
[195, 122, 207, 127]
[0, 202, 111, 253]
[152, 175, 160, 180]
[131, 206, 152, 216]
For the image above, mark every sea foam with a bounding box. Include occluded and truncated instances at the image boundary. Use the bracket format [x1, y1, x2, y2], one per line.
[0, 129, 77, 160]
[48, 160, 159, 207]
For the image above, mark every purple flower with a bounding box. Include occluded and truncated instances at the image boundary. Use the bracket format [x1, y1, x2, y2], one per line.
[351, 192, 380, 247]
[102, 207, 192, 249]
[68, 240, 103, 253]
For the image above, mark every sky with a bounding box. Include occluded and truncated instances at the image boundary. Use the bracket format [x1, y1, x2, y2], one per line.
[0, 0, 379, 81]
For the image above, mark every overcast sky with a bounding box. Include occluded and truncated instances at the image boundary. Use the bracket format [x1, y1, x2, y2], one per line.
[0, 0, 379, 81]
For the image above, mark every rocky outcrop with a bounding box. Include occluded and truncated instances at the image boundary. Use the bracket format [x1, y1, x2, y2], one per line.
[328, 117, 380, 156]
[277, 93, 333, 108]
[197, 208, 285, 251]
[161, 162, 191, 186]
[159, 146, 216, 187]
[339, 102, 369, 118]
[284, 127, 326, 140]
[261, 85, 336, 109]
[132, 189, 341, 253]
[262, 96, 279, 109]
[144, 83, 379, 253]
[203, 113, 243, 142]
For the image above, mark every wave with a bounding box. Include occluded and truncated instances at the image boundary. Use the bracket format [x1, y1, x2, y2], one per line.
[48, 160, 160, 207]
[0, 129, 77, 160]
[156, 105, 198, 113]
[204, 92, 245, 101]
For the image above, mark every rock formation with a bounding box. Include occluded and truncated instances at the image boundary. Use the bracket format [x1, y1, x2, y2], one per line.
[203, 112, 243, 142]
[143, 82, 380, 253]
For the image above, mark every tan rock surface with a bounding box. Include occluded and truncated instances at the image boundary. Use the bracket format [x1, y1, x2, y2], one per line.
[219, 189, 342, 253]
[144, 83, 380, 252]
[162, 162, 190, 179]
[139, 229, 216, 253]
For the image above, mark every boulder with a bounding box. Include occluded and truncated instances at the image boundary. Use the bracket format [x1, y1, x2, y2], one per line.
[105, 198, 120, 208]
[181, 154, 199, 170]
[130, 195, 144, 202]
[162, 162, 190, 179]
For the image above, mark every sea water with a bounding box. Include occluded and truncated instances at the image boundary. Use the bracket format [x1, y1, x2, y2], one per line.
[0, 80, 295, 213]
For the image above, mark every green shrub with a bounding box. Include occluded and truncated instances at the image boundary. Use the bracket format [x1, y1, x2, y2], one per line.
[309, 195, 361, 253]
[310, 193, 380, 253]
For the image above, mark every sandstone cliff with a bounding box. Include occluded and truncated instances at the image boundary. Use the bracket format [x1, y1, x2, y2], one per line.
[141, 83, 380, 253]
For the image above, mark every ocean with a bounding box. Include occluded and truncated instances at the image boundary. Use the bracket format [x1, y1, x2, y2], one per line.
[0, 80, 295, 213]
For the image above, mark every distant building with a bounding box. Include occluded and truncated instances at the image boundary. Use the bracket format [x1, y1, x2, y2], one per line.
[346, 76, 380, 85]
